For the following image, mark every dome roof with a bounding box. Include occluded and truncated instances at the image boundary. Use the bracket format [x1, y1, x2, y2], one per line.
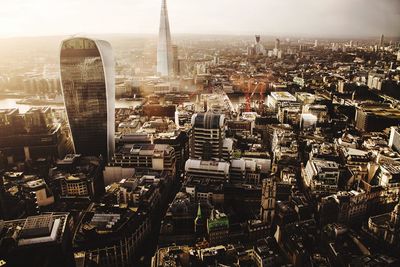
[393, 202, 400, 214]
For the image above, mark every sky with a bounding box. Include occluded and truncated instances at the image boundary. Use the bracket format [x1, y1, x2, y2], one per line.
[0, 0, 399, 38]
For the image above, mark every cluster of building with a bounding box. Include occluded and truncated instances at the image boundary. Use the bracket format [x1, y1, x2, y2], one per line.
[1, 0, 400, 266]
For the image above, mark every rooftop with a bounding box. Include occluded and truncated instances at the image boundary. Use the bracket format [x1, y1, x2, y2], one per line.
[270, 91, 297, 102]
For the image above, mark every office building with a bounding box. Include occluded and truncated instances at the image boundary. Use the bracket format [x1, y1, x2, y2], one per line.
[159, 192, 198, 246]
[207, 209, 229, 245]
[0, 213, 74, 267]
[185, 159, 230, 183]
[52, 154, 104, 201]
[105, 144, 176, 184]
[0, 107, 68, 163]
[60, 37, 115, 160]
[355, 104, 400, 132]
[304, 159, 340, 195]
[366, 200, 400, 246]
[267, 92, 297, 112]
[389, 126, 400, 153]
[190, 112, 232, 161]
[260, 178, 276, 225]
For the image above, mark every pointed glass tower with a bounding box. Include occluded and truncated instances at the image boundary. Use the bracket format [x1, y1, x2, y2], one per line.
[157, 0, 173, 77]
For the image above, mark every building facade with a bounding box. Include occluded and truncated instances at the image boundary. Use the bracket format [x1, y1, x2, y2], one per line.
[190, 112, 231, 161]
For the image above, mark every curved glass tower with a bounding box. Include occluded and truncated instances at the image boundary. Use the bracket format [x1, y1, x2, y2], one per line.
[60, 37, 115, 160]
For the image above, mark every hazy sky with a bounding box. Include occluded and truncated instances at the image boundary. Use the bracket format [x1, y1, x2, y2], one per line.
[0, 0, 399, 38]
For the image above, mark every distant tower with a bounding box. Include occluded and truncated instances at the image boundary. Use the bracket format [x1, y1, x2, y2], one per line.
[380, 34, 384, 48]
[157, 0, 174, 77]
[253, 35, 266, 55]
[275, 38, 280, 50]
[260, 177, 276, 225]
[60, 37, 115, 160]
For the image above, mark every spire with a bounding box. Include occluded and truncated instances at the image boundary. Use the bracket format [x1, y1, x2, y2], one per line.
[157, 0, 173, 77]
[196, 202, 202, 219]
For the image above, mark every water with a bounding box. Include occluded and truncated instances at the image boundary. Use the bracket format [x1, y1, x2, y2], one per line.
[0, 98, 143, 113]
[0, 95, 261, 113]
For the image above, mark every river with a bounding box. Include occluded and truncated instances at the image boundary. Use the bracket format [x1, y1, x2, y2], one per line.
[0, 98, 143, 113]
[0, 95, 261, 113]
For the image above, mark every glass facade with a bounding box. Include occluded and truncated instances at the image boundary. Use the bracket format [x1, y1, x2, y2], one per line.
[60, 38, 115, 159]
[157, 0, 173, 76]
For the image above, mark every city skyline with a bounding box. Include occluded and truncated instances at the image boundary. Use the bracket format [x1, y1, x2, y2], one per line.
[1, 0, 400, 266]
[0, 0, 399, 38]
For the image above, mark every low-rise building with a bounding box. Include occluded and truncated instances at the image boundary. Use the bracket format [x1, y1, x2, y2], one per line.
[304, 159, 340, 195]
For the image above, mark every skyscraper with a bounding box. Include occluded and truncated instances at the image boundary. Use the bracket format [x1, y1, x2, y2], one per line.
[157, 0, 174, 77]
[190, 112, 232, 161]
[60, 37, 115, 160]
[254, 35, 266, 55]
[275, 38, 280, 50]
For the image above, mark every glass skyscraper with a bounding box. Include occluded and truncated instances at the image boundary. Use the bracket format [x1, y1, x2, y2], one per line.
[157, 0, 174, 77]
[60, 37, 115, 160]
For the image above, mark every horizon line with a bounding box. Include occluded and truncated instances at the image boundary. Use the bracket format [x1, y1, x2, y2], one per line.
[1, 32, 400, 41]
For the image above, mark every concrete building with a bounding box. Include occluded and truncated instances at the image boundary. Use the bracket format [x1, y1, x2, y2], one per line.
[267, 91, 297, 112]
[0, 107, 68, 163]
[185, 159, 230, 183]
[355, 104, 400, 132]
[367, 201, 400, 246]
[304, 159, 340, 195]
[260, 178, 276, 225]
[105, 144, 176, 184]
[0, 213, 74, 267]
[53, 154, 104, 201]
[389, 126, 400, 153]
[190, 112, 232, 161]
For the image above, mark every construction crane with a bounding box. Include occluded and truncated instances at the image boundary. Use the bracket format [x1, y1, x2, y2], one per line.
[246, 80, 266, 112]
[245, 79, 255, 112]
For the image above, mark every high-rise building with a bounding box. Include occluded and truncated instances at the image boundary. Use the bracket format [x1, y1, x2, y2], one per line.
[60, 37, 115, 160]
[275, 38, 280, 50]
[190, 112, 232, 161]
[379, 34, 384, 48]
[157, 0, 174, 77]
[253, 35, 266, 55]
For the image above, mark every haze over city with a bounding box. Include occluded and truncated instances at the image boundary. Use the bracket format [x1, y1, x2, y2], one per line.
[0, 0, 400, 266]
[0, 0, 399, 38]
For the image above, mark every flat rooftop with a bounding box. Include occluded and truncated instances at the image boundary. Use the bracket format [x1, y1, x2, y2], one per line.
[270, 91, 297, 102]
